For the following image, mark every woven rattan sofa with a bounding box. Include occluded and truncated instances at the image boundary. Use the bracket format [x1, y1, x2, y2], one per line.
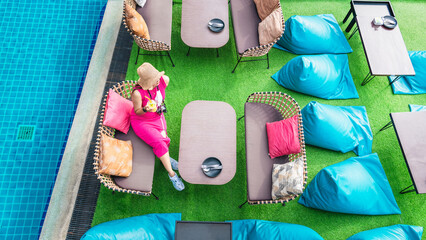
[230, 0, 284, 73]
[240, 92, 307, 207]
[94, 81, 157, 198]
[122, 0, 174, 66]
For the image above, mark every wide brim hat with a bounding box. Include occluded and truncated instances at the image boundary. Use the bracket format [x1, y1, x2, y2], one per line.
[137, 62, 165, 89]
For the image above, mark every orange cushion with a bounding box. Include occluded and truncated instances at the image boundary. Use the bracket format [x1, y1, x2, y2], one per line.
[99, 134, 133, 177]
[258, 8, 283, 45]
[254, 0, 280, 20]
[125, 3, 150, 39]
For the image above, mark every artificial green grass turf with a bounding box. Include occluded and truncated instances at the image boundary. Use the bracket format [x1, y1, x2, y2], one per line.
[92, 0, 426, 239]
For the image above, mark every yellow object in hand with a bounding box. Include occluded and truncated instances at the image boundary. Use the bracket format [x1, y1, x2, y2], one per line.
[145, 96, 157, 112]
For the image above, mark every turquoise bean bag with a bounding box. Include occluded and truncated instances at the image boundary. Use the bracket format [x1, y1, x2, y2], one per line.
[227, 219, 324, 240]
[301, 101, 372, 156]
[298, 153, 401, 215]
[389, 51, 426, 94]
[274, 14, 352, 54]
[81, 213, 181, 240]
[347, 224, 423, 240]
[409, 104, 426, 112]
[272, 54, 358, 99]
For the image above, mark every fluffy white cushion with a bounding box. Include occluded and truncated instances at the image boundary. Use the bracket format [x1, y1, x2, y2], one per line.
[135, 0, 147, 7]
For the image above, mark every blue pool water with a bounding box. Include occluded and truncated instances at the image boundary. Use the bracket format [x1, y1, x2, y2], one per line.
[0, 0, 107, 239]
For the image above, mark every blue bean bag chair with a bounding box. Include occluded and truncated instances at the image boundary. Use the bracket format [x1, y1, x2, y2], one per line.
[274, 14, 352, 54]
[227, 219, 324, 240]
[271, 54, 358, 99]
[298, 153, 401, 215]
[81, 213, 181, 240]
[347, 224, 423, 240]
[389, 51, 426, 94]
[409, 104, 426, 112]
[301, 101, 372, 156]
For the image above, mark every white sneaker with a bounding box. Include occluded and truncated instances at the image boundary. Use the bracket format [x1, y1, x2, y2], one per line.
[170, 157, 179, 171]
[169, 172, 185, 191]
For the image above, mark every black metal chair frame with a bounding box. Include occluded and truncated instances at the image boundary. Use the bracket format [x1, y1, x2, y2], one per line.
[134, 47, 175, 67]
[232, 53, 270, 73]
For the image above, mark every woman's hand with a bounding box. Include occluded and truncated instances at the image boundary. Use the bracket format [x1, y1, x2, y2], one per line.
[144, 104, 157, 113]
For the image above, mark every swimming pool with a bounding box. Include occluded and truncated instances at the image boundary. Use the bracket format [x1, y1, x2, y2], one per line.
[0, 0, 107, 239]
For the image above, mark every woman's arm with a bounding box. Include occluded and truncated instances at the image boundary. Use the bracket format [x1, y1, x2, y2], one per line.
[132, 90, 145, 115]
[163, 75, 170, 86]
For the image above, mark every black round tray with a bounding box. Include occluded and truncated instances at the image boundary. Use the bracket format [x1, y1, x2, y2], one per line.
[383, 15, 397, 29]
[208, 18, 225, 33]
[201, 157, 222, 178]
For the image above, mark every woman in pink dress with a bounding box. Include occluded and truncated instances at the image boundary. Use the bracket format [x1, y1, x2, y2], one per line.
[130, 62, 184, 191]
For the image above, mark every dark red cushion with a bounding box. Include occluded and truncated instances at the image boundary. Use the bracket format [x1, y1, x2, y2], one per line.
[266, 115, 301, 159]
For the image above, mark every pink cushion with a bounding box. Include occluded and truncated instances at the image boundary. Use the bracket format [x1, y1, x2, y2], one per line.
[103, 89, 134, 134]
[266, 115, 301, 159]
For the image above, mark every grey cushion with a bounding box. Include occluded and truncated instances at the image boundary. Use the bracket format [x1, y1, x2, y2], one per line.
[244, 102, 289, 201]
[230, 0, 261, 54]
[113, 127, 155, 192]
[136, 0, 172, 45]
[271, 157, 304, 200]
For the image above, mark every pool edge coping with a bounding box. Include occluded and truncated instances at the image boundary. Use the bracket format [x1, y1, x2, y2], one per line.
[39, 0, 123, 239]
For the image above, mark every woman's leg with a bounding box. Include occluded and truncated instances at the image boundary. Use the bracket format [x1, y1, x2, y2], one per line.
[158, 151, 174, 177]
[131, 120, 170, 159]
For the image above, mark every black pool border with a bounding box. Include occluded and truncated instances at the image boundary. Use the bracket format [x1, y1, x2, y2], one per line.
[65, 24, 133, 239]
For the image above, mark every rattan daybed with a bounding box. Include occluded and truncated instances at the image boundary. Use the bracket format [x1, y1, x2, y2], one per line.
[94, 81, 156, 197]
[240, 92, 307, 207]
[230, 0, 285, 73]
[122, 0, 175, 66]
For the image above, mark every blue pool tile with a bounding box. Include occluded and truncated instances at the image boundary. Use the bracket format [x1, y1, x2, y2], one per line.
[0, 0, 107, 239]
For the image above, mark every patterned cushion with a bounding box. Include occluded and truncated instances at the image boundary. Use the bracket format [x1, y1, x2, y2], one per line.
[125, 2, 150, 39]
[258, 8, 283, 46]
[272, 157, 304, 200]
[100, 134, 133, 177]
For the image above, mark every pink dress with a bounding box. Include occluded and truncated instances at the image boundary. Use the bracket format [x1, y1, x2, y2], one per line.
[130, 77, 170, 158]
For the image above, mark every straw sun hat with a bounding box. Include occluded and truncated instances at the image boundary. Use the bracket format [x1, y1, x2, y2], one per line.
[137, 62, 164, 89]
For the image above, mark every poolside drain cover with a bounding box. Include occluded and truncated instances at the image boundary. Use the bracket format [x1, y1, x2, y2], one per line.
[17, 125, 35, 141]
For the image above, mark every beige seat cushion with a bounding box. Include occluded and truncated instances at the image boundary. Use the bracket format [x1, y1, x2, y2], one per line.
[137, 0, 172, 46]
[125, 3, 150, 39]
[113, 127, 156, 193]
[258, 8, 283, 45]
[253, 0, 280, 20]
[100, 134, 133, 177]
[230, 0, 261, 54]
[245, 102, 289, 201]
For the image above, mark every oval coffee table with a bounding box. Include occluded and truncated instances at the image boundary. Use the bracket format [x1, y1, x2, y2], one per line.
[178, 100, 236, 185]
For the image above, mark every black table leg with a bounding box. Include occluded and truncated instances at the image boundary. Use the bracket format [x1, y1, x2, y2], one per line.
[389, 75, 402, 85]
[348, 26, 359, 40]
[343, 8, 352, 23]
[400, 184, 415, 194]
[186, 47, 191, 56]
[345, 17, 356, 33]
[361, 72, 376, 86]
[379, 121, 393, 132]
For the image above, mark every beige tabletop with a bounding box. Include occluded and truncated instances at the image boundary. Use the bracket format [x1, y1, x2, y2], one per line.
[179, 100, 236, 185]
[352, 1, 414, 76]
[390, 111, 426, 194]
[181, 0, 229, 48]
